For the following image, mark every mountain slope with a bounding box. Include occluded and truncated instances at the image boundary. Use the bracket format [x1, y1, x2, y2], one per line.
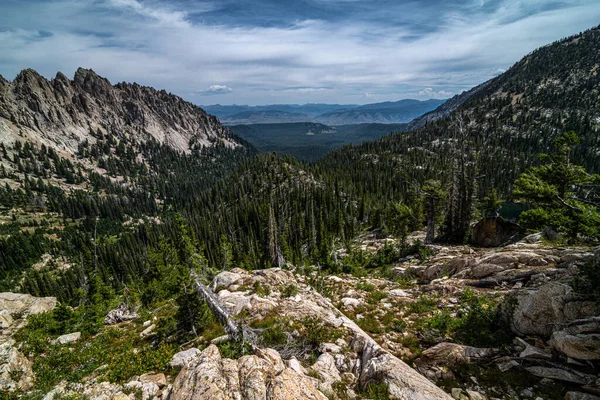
[319, 25, 600, 201]
[0, 68, 240, 155]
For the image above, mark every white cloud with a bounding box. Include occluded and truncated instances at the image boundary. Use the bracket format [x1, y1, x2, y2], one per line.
[198, 85, 233, 95]
[418, 87, 454, 99]
[0, 0, 599, 104]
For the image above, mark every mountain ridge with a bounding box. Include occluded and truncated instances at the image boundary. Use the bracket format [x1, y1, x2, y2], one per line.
[0, 67, 241, 156]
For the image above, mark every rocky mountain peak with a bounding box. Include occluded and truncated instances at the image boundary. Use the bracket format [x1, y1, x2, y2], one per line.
[0, 67, 242, 155]
[72, 67, 114, 98]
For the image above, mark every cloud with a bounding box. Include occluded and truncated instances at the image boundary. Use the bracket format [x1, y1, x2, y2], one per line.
[418, 87, 453, 99]
[198, 85, 233, 95]
[0, 0, 599, 104]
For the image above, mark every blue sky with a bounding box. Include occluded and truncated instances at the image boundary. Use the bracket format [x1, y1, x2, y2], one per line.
[0, 0, 599, 105]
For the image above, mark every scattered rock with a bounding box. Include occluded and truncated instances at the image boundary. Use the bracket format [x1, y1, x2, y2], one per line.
[341, 297, 361, 308]
[104, 305, 139, 325]
[140, 324, 156, 337]
[56, 332, 81, 345]
[139, 372, 167, 389]
[496, 359, 519, 372]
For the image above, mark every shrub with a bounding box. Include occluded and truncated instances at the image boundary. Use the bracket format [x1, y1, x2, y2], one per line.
[281, 284, 299, 298]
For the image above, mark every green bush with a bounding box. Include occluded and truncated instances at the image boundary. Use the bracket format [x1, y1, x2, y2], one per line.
[573, 257, 600, 301]
[281, 284, 299, 298]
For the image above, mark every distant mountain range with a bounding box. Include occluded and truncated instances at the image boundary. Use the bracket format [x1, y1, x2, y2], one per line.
[203, 99, 445, 125]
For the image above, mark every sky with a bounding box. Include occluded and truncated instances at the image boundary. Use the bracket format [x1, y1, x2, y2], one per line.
[0, 0, 600, 105]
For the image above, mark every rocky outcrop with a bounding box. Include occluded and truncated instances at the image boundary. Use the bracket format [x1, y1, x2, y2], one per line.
[0, 68, 241, 154]
[208, 268, 452, 400]
[0, 339, 34, 392]
[0, 293, 56, 339]
[170, 344, 327, 400]
[351, 334, 452, 399]
[0, 292, 57, 318]
[471, 216, 525, 247]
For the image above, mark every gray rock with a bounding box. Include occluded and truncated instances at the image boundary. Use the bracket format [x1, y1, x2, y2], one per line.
[466, 389, 487, 400]
[0, 292, 56, 317]
[104, 306, 139, 325]
[519, 344, 553, 360]
[170, 348, 202, 368]
[525, 366, 595, 385]
[140, 324, 156, 337]
[170, 344, 327, 400]
[550, 318, 600, 360]
[565, 392, 600, 400]
[0, 310, 13, 329]
[496, 360, 519, 372]
[506, 283, 598, 337]
[0, 339, 34, 392]
[56, 332, 81, 345]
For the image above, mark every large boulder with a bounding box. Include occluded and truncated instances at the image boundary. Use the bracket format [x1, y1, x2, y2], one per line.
[351, 334, 452, 400]
[471, 217, 525, 247]
[505, 283, 598, 337]
[169, 344, 327, 400]
[415, 343, 498, 381]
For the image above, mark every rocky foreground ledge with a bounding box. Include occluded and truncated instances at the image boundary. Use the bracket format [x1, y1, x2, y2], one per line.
[1, 238, 599, 399]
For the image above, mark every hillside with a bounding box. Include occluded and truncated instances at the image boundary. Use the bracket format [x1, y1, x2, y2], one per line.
[320, 26, 600, 202]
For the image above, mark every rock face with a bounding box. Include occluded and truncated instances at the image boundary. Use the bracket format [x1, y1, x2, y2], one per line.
[0, 68, 240, 154]
[0, 293, 56, 392]
[0, 339, 34, 392]
[170, 344, 327, 400]
[471, 217, 525, 247]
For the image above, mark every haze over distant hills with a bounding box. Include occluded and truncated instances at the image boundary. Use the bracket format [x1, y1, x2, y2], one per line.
[203, 99, 445, 125]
